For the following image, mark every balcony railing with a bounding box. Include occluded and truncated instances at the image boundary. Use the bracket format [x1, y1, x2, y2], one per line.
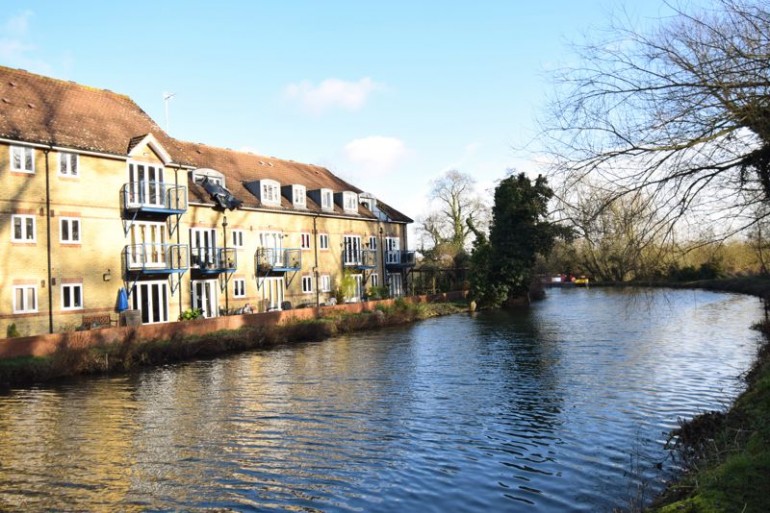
[190, 247, 237, 274]
[343, 248, 377, 269]
[124, 243, 189, 273]
[122, 181, 188, 213]
[255, 247, 302, 272]
[385, 250, 416, 268]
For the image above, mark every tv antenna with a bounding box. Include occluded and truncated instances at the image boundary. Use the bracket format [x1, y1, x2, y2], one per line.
[163, 92, 176, 131]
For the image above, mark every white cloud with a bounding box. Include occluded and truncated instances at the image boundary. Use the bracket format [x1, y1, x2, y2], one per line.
[343, 136, 407, 177]
[284, 77, 383, 115]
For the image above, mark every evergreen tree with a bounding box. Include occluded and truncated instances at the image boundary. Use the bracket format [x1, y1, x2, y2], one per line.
[470, 172, 567, 307]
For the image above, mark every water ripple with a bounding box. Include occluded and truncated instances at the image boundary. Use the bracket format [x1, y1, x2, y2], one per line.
[0, 288, 762, 512]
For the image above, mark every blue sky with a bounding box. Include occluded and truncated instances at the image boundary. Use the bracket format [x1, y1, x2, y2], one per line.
[1, 1, 675, 245]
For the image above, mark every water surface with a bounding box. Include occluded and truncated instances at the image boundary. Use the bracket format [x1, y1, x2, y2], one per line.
[0, 288, 763, 512]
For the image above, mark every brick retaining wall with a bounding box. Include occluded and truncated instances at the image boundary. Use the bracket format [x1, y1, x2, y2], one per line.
[0, 292, 467, 359]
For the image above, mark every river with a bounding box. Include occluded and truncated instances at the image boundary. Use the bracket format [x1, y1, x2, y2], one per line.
[0, 288, 764, 512]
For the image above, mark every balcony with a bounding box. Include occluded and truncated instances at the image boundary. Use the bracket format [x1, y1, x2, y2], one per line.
[255, 247, 302, 273]
[385, 250, 416, 270]
[122, 181, 187, 214]
[343, 248, 377, 270]
[190, 247, 237, 275]
[124, 243, 189, 274]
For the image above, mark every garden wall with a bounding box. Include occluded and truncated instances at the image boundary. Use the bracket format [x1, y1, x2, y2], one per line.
[0, 292, 467, 360]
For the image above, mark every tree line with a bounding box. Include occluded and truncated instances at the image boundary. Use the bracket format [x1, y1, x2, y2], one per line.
[417, 0, 770, 308]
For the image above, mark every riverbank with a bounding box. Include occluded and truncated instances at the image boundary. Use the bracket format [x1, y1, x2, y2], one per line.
[637, 277, 770, 513]
[0, 299, 468, 390]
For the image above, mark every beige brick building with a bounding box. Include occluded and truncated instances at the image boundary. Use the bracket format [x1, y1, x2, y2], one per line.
[0, 66, 414, 337]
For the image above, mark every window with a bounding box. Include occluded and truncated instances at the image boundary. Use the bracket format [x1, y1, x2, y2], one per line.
[12, 215, 35, 242]
[193, 168, 225, 187]
[130, 281, 169, 324]
[231, 229, 244, 248]
[128, 162, 165, 207]
[321, 189, 333, 211]
[58, 152, 78, 176]
[60, 218, 81, 244]
[369, 236, 377, 250]
[292, 185, 306, 208]
[10, 146, 34, 173]
[300, 232, 311, 249]
[342, 191, 358, 213]
[261, 179, 281, 206]
[61, 284, 83, 310]
[319, 233, 329, 250]
[233, 278, 246, 298]
[343, 235, 362, 265]
[13, 285, 37, 313]
[370, 273, 379, 288]
[302, 275, 313, 293]
[320, 274, 331, 292]
[386, 236, 401, 264]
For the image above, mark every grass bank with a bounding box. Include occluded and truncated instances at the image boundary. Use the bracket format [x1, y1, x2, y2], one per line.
[634, 276, 770, 513]
[0, 299, 468, 390]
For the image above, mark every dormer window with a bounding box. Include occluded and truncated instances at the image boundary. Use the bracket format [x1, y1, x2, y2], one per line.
[193, 168, 225, 188]
[321, 189, 333, 211]
[335, 191, 359, 214]
[282, 184, 307, 208]
[260, 179, 281, 206]
[293, 185, 306, 208]
[359, 193, 376, 212]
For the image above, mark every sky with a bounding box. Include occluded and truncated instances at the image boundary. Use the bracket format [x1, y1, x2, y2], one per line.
[0, 1, 676, 247]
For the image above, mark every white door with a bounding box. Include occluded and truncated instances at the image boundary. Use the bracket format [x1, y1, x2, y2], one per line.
[343, 235, 361, 265]
[259, 277, 284, 310]
[389, 273, 404, 297]
[129, 222, 167, 268]
[129, 162, 165, 207]
[192, 280, 218, 318]
[352, 274, 363, 302]
[191, 228, 217, 268]
[131, 281, 169, 324]
[258, 231, 283, 266]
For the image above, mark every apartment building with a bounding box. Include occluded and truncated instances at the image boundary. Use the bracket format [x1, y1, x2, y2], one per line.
[0, 66, 414, 337]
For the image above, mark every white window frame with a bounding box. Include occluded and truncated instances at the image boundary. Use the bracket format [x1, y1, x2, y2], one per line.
[13, 285, 38, 313]
[11, 215, 36, 242]
[301, 275, 313, 294]
[60, 217, 81, 244]
[58, 151, 78, 177]
[321, 188, 333, 211]
[231, 229, 244, 248]
[128, 161, 166, 208]
[386, 236, 401, 264]
[369, 236, 377, 250]
[320, 274, 331, 292]
[343, 191, 358, 213]
[131, 280, 169, 324]
[233, 278, 246, 298]
[61, 283, 83, 311]
[261, 179, 281, 206]
[319, 233, 329, 250]
[193, 168, 225, 187]
[300, 232, 311, 249]
[292, 184, 306, 208]
[343, 235, 362, 265]
[10, 146, 34, 173]
[370, 273, 379, 288]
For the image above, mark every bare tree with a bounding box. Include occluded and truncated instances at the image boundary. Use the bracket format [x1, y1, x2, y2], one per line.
[541, 0, 770, 238]
[418, 170, 489, 263]
[565, 185, 675, 281]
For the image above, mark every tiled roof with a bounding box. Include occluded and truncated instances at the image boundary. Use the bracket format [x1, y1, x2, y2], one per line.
[0, 66, 181, 157]
[0, 65, 412, 223]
